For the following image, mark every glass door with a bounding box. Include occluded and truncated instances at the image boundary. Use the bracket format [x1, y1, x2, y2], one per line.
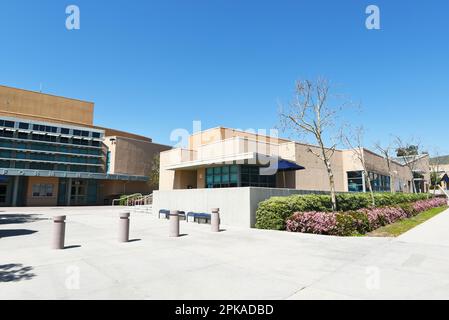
[70, 180, 87, 205]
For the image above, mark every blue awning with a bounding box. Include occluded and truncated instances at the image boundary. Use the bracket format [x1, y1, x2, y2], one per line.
[277, 159, 305, 171]
[441, 174, 449, 183]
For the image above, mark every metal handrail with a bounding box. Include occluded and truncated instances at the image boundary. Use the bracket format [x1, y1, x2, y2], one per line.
[112, 193, 143, 206]
[133, 194, 153, 206]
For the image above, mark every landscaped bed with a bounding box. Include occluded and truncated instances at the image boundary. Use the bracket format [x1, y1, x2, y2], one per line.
[366, 206, 448, 237]
[255, 193, 448, 237]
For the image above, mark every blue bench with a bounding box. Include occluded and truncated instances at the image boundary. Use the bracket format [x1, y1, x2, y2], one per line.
[158, 210, 186, 220]
[186, 212, 211, 224]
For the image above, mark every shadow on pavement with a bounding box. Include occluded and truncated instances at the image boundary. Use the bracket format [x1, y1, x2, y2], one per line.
[0, 229, 38, 239]
[0, 214, 47, 225]
[0, 264, 35, 283]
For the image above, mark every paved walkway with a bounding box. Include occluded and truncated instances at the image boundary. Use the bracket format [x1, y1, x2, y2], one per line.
[1, 206, 449, 300]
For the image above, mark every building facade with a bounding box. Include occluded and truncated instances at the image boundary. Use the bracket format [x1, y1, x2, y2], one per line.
[0, 85, 170, 207]
[159, 127, 430, 193]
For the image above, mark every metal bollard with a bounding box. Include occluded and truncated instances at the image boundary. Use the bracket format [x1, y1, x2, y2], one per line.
[119, 212, 130, 243]
[169, 210, 180, 237]
[211, 208, 220, 232]
[52, 216, 66, 250]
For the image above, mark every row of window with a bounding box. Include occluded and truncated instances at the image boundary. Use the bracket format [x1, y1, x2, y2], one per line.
[347, 171, 391, 192]
[32, 184, 54, 197]
[0, 160, 102, 173]
[205, 165, 277, 189]
[0, 130, 101, 147]
[0, 140, 103, 156]
[0, 119, 102, 139]
[0, 149, 102, 164]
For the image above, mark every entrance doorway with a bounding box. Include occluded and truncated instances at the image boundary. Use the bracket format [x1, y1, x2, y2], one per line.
[71, 180, 87, 206]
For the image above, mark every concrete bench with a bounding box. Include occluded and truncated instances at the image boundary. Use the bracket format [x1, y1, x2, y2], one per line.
[186, 212, 211, 224]
[159, 210, 186, 221]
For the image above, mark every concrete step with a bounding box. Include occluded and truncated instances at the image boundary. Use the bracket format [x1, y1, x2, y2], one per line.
[131, 205, 153, 214]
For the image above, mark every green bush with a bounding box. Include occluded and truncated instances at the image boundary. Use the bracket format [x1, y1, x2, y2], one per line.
[335, 213, 358, 236]
[255, 194, 331, 230]
[347, 211, 371, 233]
[397, 202, 417, 217]
[256, 192, 430, 230]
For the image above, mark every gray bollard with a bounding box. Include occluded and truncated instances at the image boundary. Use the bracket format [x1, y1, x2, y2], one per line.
[211, 208, 220, 232]
[119, 212, 130, 243]
[169, 210, 180, 237]
[52, 215, 66, 250]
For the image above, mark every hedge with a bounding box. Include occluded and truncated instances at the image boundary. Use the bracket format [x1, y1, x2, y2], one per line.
[255, 193, 430, 230]
[285, 197, 448, 236]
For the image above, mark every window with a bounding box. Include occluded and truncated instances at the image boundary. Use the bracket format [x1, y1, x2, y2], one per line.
[347, 171, 364, 192]
[206, 165, 275, 188]
[61, 128, 70, 135]
[32, 184, 54, 197]
[19, 123, 29, 130]
[81, 131, 89, 137]
[92, 132, 101, 139]
[0, 130, 13, 138]
[369, 172, 391, 192]
[18, 132, 28, 140]
[73, 130, 81, 136]
[4, 121, 14, 128]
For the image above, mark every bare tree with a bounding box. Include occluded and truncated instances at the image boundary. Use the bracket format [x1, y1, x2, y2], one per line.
[279, 78, 349, 211]
[430, 149, 442, 196]
[374, 141, 395, 193]
[395, 137, 423, 193]
[343, 127, 375, 206]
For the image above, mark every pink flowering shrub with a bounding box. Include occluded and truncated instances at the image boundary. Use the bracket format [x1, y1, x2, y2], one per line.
[286, 197, 447, 236]
[413, 198, 447, 213]
[286, 211, 338, 235]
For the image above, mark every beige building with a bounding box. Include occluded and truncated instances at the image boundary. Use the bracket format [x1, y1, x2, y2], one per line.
[0, 85, 170, 207]
[159, 127, 430, 193]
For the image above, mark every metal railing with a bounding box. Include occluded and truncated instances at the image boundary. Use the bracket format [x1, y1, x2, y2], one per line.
[112, 193, 143, 206]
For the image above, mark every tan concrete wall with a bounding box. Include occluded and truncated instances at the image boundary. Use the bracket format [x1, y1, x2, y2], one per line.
[197, 168, 206, 189]
[189, 128, 224, 150]
[25, 177, 59, 207]
[188, 127, 290, 151]
[293, 144, 346, 192]
[0, 85, 94, 126]
[99, 180, 151, 202]
[105, 136, 171, 176]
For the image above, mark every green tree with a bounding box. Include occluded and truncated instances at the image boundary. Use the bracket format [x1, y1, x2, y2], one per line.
[148, 155, 160, 191]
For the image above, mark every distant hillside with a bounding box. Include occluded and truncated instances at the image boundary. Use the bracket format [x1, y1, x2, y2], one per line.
[431, 155, 449, 165]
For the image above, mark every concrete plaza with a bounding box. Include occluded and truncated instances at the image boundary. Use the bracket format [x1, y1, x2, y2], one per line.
[1, 206, 449, 300]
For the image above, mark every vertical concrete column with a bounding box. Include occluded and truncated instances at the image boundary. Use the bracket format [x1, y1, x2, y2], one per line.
[66, 178, 73, 206]
[211, 208, 220, 232]
[52, 216, 66, 250]
[12, 176, 19, 207]
[119, 212, 130, 243]
[169, 210, 180, 237]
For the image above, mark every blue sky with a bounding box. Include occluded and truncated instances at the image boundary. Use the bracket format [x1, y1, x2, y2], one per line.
[0, 0, 448, 155]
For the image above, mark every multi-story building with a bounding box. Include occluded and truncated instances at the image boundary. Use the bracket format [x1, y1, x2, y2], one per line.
[0, 85, 170, 207]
